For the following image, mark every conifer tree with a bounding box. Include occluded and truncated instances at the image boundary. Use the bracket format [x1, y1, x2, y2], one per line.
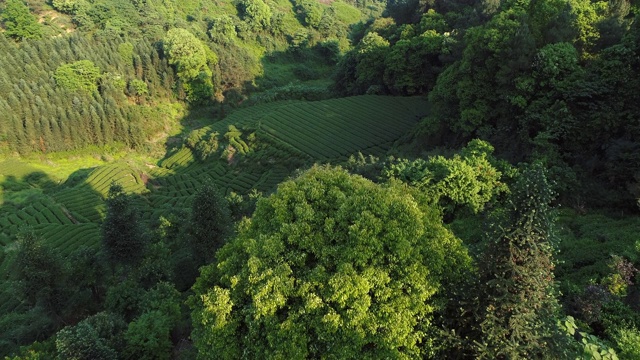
[102, 183, 145, 265]
[475, 164, 562, 358]
[89, 106, 104, 145]
[189, 182, 232, 265]
[15, 232, 66, 311]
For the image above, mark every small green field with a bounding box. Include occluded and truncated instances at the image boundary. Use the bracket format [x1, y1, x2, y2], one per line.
[164, 95, 429, 163]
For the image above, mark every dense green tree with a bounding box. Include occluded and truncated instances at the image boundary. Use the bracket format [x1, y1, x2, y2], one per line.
[190, 166, 472, 359]
[123, 282, 181, 360]
[429, 4, 536, 139]
[383, 30, 446, 94]
[474, 164, 563, 358]
[52, 0, 89, 15]
[238, 0, 272, 29]
[189, 182, 232, 265]
[128, 79, 148, 104]
[163, 29, 210, 80]
[135, 234, 174, 289]
[384, 139, 507, 216]
[102, 183, 145, 265]
[567, 0, 607, 54]
[163, 28, 216, 101]
[354, 32, 389, 92]
[0, 307, 55, 356]
[104, 279, 144, 322]
[54, 60, 101, 93]
[55, 312, 125, 360]
[294, 0, 324, 28]
[66, 247, 108, 310]
[14, 232, 65, 311]
[208, 15, 236, 45]
[1, 0, 43, 40]
[123, 311, 172, 360]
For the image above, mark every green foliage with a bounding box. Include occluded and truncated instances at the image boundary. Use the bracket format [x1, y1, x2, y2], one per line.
[224, 125, 250, 155]
[123, 282, 181, 360]
[136, 239, 174, 288]
[56, 323, 117, 360]
[354, 32, 389, 91]
[383, 30, 449, 94]
[0, 307, 55, 356]
[384, 139, 507, 215]
[612, 326, 640, 359]
[238, 0, 272, 29]
[294, 0, 324, 28]
[15, 232, 65, 311]
[163, 28, 216, 102]
[559, 316, 619, 360]
[249, 83, 330, 103]
[2, 338, 55, 359]
[1, 0, 43, 40]
[555, 211, 640, 289]
[124, 311, 172, 360]
[189, 182, 232, 264]
[601, 255, 638, 296]
[54, 60, 101, 93]
[163, 28, 212, 80]
[208, 15, 236, 45]
[330, 1, 361, 25]
[475, 164, 562, 358]
[104, 279, 144, 321]
[430, 5, 536, 136]
[128, 79, 148, 102]
[334, 14, 451, 95]
[51, 0, 88, 15]
[101, 183, 145, 265]
[117, 42, 134, 63]
[190, 166, 472, 359]
[140, 282, 182, 323]
[55, 312, 125, 360]
[567, 0, 607, 54]
[196, 133, 220, 160]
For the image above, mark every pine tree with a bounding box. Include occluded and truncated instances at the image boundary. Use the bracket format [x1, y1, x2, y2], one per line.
[475, 164, 561, 359]
[39, 116, 52, 152]
[102, 183, 145, 265]
[189, 182, 232, 265]
[50, 117, 63, 151]
[7, 114, 24, 151]
[89, 105, 104, 145]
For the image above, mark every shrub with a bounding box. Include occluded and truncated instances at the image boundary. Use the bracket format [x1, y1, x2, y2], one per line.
[54, 60, 101, 93]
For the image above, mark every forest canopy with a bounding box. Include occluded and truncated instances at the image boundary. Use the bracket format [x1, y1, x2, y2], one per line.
[1, 0, 640, 358]
[190, 166, 472, 358]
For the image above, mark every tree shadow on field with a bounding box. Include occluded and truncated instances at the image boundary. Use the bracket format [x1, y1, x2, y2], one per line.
[0, 166, 101, 355]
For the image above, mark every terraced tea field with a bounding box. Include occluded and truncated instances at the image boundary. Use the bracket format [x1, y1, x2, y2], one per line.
[0, 95, 429, 316]
[162, 95, 428, 166]
[155, 95, 428, 200]
[259, 96, 427, 159]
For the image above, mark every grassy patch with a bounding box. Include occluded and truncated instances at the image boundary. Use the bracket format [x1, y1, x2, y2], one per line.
[331, 1, 362, 24]
[555, 209, 640, 288]
[0, 189, 43, 206]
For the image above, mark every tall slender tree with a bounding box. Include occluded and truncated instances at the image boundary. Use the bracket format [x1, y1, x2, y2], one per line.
[102, 183, 145, 266]
[474, 164, 563, 358]
[189, 182, 232, 265]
